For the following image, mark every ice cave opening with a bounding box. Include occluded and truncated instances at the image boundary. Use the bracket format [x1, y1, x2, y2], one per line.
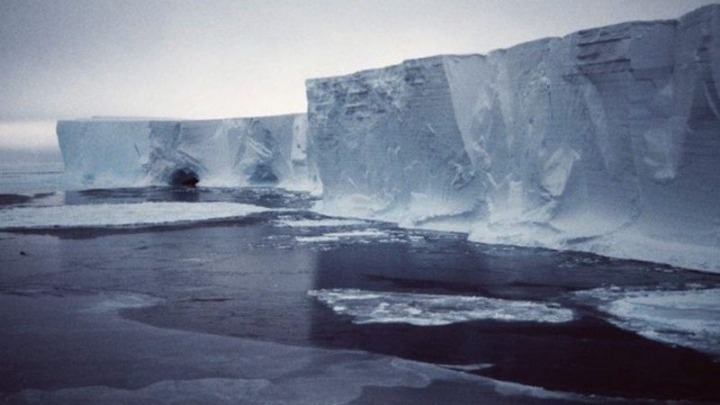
[169, 168, 200, 187]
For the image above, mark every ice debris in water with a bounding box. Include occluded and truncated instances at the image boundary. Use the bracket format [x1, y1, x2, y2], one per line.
[0, 202, 269, 229]
[295, 229, 389, 244]
[274, 218, 369, 228]
[576, 287, 720, 356]
[308, 289, 574, 326]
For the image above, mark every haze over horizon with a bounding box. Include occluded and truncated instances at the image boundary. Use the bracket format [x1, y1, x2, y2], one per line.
[1, 0, 718, 154]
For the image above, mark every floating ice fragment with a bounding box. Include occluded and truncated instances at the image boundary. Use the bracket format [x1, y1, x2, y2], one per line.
[308, 289, 574, 326]
[0, 202, 269, 229]
[576, 287, 720, 356]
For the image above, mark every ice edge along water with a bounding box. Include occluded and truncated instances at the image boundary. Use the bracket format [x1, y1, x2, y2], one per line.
[575, 287, 720, 356]
[0, 202, 269, 229]
[308, 289, 575, 326]
[56, 5, 720, 273]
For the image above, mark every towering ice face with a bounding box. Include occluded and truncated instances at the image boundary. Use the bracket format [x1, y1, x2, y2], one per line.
[306, 5, 720, 272]
[144, 116, 294, 187]
[57, 114, 318, 190]
[57, 119, 151, 187]
[307, 57, 483, 222]
[56, 5, 719, 271]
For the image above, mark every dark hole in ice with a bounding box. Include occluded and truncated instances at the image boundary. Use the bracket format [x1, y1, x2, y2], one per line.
[249, 163, 278, 184]
[169, 168, 200, 187]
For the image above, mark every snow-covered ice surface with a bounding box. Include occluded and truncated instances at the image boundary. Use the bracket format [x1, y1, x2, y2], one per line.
[307, 5, 720, 273]
[0, 202, 268, 229]
[308, 289, 575, 326]
[576, 287, 720, 357]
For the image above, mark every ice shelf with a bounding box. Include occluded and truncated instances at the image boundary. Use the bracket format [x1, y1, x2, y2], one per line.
[57, 114, 318, 191]
[57, 5, 720, 272]
[306, 5, 720, 273]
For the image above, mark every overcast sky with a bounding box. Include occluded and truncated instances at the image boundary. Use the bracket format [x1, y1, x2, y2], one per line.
[0, 0, 718, 149]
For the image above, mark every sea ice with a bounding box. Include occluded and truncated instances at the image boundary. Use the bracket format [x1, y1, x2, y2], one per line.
[308, 289, 575, 326]
[0, 202, 269, 229]
[295, 229, 389, 244]
[274, 218, 369, 228]
[576, 287, 720, 356]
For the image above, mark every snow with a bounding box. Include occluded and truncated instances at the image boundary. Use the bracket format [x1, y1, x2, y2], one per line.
[57, 115, 318, 191]
[308, 289, 575, 326]
[576, 287, 720, 356]
[0, 202, 268, 229]
[306, 5, 720, 273]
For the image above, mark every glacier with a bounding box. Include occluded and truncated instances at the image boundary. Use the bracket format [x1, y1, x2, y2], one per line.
[306, 5, 720, 273]
[56, 5, 720, 272]
[57, 114, 318, 191]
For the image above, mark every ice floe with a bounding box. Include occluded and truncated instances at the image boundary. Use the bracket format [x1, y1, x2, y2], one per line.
[308, 289, 574, 326]
[295, 229, 389, 243]
[0, 202, 269, 229]
[275, 218, 369, 228]
[576, 287, 720, 356]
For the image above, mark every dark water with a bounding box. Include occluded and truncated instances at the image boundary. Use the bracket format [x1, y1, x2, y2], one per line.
[2, 187, 720, 402]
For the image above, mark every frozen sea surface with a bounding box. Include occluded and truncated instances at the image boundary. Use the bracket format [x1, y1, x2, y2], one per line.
[2, 170, 720, 402]
[0, 202, 269, 229]
[308, 289, 575, 326]
[575, 287, 720, 356]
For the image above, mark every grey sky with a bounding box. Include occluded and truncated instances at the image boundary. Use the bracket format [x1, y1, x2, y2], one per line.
[0, 0, 718, 148]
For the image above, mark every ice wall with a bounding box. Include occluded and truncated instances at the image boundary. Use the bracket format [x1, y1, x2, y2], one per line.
[57, 119, 151, 187]
[306, 5, 720, 272]
[57, 114, 318, 190]
[307, 57, 482, 221]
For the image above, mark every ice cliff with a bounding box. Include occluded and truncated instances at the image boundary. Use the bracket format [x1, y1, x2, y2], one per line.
[306, 5, 720, 272]
[57, 114, 318, 190]
[56, 5, 720, 272]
